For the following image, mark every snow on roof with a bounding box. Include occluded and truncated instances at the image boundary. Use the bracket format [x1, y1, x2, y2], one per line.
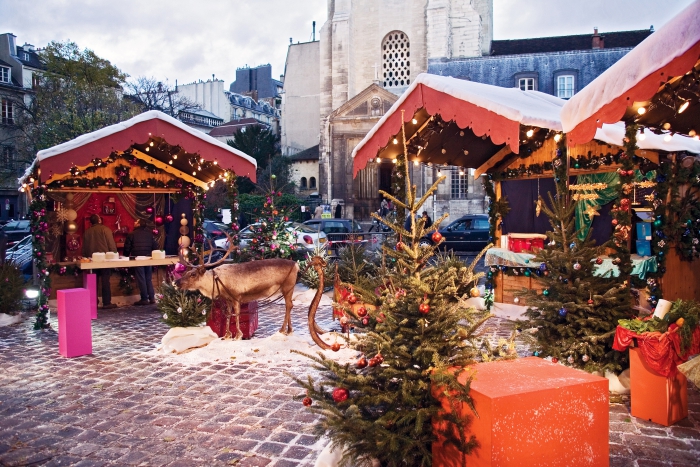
[36, 110, 257, 168]
[561, 0, 700, 143]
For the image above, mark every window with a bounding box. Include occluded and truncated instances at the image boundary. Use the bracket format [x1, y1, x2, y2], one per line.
[1, 99, 14, 125]
[0, 66, 9, 83]
[324, 221, 348, 234]
[557, 75, 575, 99]
[519, 78, 535, 91]
[2, 146, 12, 165]
[473, 219, 490, 230]
[309, 177, 316, 189]
[451, 167, 468, 199]
[450, 220, 471, 232]
[382, 31, 411, 88]
[300, 177, 307, 189]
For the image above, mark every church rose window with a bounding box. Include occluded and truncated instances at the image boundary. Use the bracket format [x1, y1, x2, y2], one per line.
[382, 31, 411, 88]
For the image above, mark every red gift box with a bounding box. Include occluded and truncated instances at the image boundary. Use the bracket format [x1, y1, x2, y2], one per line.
[206, 299, 258, 339]
[508, 236, 545, 253]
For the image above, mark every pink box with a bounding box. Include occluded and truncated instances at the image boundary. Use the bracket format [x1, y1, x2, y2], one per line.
[83, 273, 97, 319]
[57, 288, 92, 358]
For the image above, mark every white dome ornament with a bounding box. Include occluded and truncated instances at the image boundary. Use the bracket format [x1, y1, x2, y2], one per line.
[513, 297, 520, 304]
[178, 213, 191, 252]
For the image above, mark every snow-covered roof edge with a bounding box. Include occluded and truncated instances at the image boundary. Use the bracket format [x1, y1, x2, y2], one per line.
[595, 123, 700, 154]
[352, 73, 563, 159]
[561, 0, 700, 133]
[36, 110, 257, 168]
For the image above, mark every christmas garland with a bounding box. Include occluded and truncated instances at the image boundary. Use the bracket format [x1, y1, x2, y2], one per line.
[483, 176, 510, 295]
[227, 172, 241, 247]
[29, 184, 51, 329]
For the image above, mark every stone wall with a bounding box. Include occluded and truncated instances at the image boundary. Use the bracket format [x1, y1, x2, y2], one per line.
[177, 80, 231, 121]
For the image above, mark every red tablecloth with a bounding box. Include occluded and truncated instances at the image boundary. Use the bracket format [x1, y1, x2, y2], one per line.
[613, 325, 700, 377]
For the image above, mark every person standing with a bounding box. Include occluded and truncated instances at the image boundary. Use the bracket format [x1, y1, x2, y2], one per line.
[422, 211, 433, 229]
[334, 203, 342, 219]
[82, 214, 118, 309]
[380, 198, 389, 217]
[314, 204, 324, 219]
[124, 219, 159, 305]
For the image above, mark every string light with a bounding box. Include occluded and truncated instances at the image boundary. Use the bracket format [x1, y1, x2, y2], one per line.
[413, 160, 419, 166]
[149, 141, 154, 146]
[392, 158, 397, 164]
[678, 100, 690, 113]
[554, 134, 562, 142]
[526, 129, 534, 138]
[637, 107, 646, 115]
[412, 119, 417, 124]
[213, 160, 218, 165]
[393, 138, 398, 144]
[173, 155, 177, 160]
[169, 160, 173, 165]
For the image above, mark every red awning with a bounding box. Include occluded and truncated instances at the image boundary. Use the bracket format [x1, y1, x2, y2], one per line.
[36, 110, 257, 183]
[351, 74, 564, 177]
[561, 1, 700, 146]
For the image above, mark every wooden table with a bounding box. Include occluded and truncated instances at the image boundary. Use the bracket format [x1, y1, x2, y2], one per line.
[79, 257, 180, 316]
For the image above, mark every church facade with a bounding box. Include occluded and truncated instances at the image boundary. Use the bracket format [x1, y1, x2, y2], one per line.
[317, 0, 493, 219]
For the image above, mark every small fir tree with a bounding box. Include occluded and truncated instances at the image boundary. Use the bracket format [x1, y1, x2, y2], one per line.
[520, 142, 632, 372]
[247, 179, 297, 260]
[157, 280, 211, 327]
[292, 116, 494, 467]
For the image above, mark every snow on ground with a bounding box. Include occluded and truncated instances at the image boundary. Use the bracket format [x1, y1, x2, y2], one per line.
[0, 313, 25, 327]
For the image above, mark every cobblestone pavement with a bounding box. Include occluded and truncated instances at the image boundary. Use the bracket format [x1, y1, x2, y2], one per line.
[1, 300, 699, 467]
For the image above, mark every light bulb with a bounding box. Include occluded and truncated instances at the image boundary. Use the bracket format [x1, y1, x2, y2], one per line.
[393, 138, 398, 144]
[526, 129, 534, 138]
[459, 170, 465, 175]
[412, 118, 417, 124]
[678, 100, 690, 113]
[173, 155, 177, 159]
[437, 170, 442, 176]
[145, 147, 149, 152]
[637, 107, 646, 115]
[192, 171, 197, 176]
[214, 160, 218, 165]
[150, 141, 154, 146]
[554, 134, 562, 142]
[392, 158, 397, 164]
[169, 160, 173, 164]
[637, 133, 646, 141]
[413, 160, 419, 166]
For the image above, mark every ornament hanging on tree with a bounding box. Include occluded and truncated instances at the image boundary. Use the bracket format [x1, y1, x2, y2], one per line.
[332, 388, 349, 403]
[558, 307, 567, 317]
[356, 306, 367, 317]
[582, 355, 590, 362]
[331, 342, 341, 352]
[356, 356, 368, 369]
[573, 262, 581, 271]
[567, 356, 574, 364]
[431, 231, 443, 243]
[513, 297, 520, 304]
[542, 289, 549, 296]
[551, 357, 559, 364]
[595, 257, 603, 265]
[469, 287, 480, 298]
[347, 293, 357, 304]
[302, 397, 313, 407]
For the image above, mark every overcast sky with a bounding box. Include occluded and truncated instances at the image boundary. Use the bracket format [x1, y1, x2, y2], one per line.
[0, 0, 694, 88]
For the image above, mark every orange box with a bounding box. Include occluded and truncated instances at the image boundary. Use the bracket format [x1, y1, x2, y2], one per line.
[629, 347, 688, 426]
[433, 357, 609, 467]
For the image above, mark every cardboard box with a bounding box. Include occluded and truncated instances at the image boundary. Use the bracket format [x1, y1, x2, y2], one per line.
[635, 240, 651, 257]
[636, 222, 652, 241]
[630, 348, 688, 426]
[433, 357, 608, 467]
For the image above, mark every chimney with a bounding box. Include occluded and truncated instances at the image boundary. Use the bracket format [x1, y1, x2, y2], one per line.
[313, 21, 316, 41]
[592, 27, 604, 49]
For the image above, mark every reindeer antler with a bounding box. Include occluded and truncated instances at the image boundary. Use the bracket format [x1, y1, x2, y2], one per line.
[203, 231, 237, 269]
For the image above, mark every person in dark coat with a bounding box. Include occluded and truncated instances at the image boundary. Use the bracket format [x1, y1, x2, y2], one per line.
[334, 203, 342, 219]
[124, 219, 159, 305]
[82, 214, 118, 309]
[0, 229, 7, 265]
[422, 211, 433, 229]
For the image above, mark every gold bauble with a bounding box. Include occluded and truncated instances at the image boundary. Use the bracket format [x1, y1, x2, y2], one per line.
[469, 287, 480, 298]
[66, 220, 78, 233]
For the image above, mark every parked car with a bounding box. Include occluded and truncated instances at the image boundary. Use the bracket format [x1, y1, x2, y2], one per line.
[202, 220, 234, 249]
[419, 214, 490, 251]
[238, 222, 327, 252]
[1, 220, 31, 247]
[303, 218, 368, 256]
[5, 234, 33, 277]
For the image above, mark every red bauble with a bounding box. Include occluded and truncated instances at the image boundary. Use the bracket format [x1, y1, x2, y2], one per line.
[361, 317, 369, 326]
[331, 342, 341, 352]
[146, 206, 154, 215]
[302, 397, 313, 407]
[620, 198, 630, 208]
[155, 215, 164, 226]
[165, 214, 174, 223]
[332, 388, 349, 403]
[347, 293, 357, 304]
[368, 357, 379, 367]
[394, 289, 406, 299]
[587, 299, 594, 305]
[552, 357, 559, 364]
[356, 306, 367, 317]
[595, 257, 603, 265]
[396, 241, 405, 251]
[419, 302, 430, 314]
[431, 231, 443, 243]
[356, 357, 368, 369]
[612, 219, 619, 226]
[152, 229, 160, 236]
[375, 354, 384, 364]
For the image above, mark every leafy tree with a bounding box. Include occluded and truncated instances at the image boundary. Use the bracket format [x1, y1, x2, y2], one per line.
[3, 41, 140, 184]
[125, 76, 200, 116]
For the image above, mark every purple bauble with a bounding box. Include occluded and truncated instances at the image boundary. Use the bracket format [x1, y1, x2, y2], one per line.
[155, 215, 164, 226]
[165, 214, 174, 223]
[152, 228, 159, 236]
[146, 206, 154, 215]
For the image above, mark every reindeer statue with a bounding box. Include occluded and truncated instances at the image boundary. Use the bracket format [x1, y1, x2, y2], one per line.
[175, 237, 328, 344]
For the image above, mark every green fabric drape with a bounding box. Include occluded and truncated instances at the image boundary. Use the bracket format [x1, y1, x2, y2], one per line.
[574, 170, 655, 240]
[574, 172, 620, 241]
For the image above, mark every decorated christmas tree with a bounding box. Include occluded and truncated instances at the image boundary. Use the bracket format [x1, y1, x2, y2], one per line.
[293, 117, 495, 467]
[521, 155, 632, 373]
[246, 177, 297, 260]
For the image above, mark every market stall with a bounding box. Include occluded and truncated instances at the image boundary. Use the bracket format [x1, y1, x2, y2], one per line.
[21, 110, 257, 328]
[561, 0, 700, 303]
[351, 73, 700, 310]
